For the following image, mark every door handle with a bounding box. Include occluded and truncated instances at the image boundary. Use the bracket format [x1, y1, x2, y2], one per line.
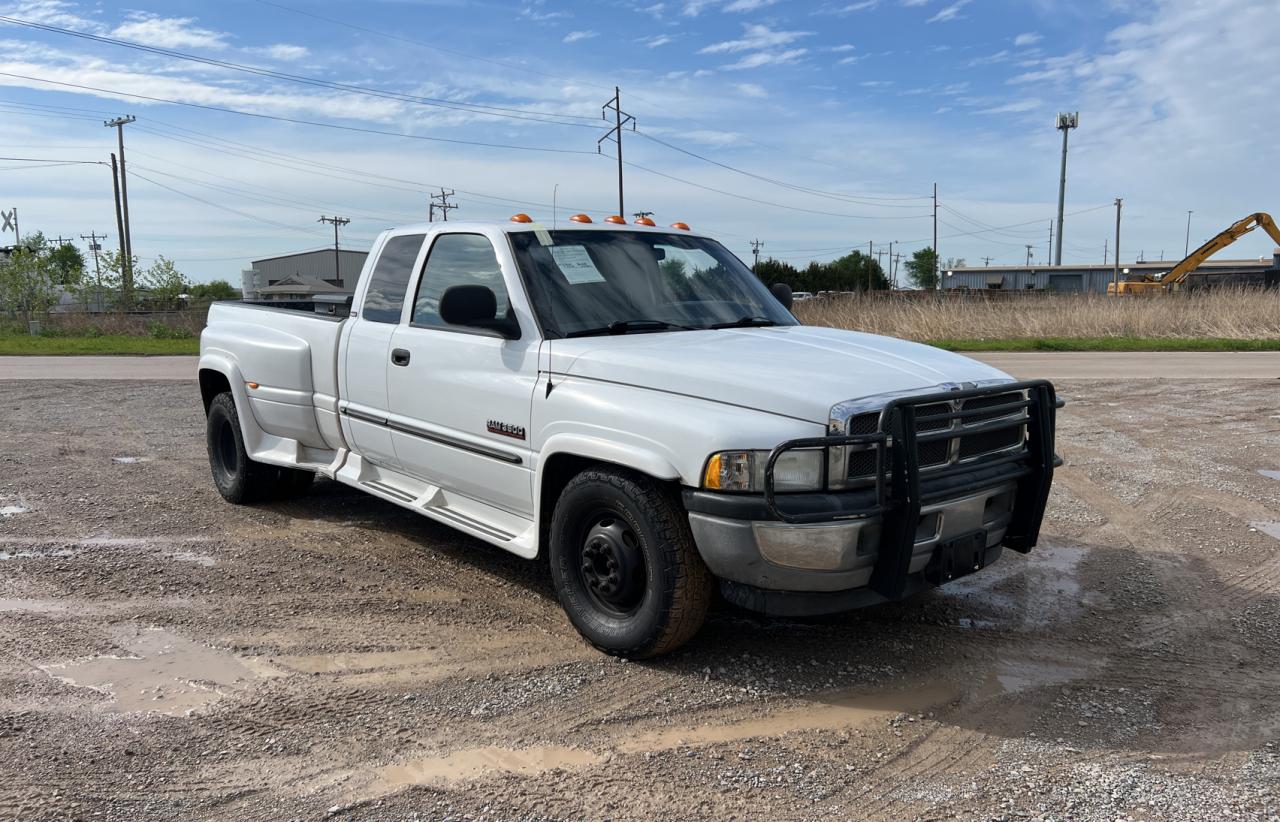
[391, 348, 411, 366]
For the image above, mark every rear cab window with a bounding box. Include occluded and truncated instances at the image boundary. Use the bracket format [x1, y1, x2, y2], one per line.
[362, 234, 426, 323]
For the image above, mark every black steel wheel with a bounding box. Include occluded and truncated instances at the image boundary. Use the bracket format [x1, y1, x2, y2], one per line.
[206, 392, 283, 504]
[549, 466, 713, 658]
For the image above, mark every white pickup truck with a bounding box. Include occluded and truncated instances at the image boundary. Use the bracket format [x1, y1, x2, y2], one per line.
[199, 216, 1058, 657]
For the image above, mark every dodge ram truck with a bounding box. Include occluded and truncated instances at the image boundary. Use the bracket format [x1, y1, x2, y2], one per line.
[199, 214, 1059, 657]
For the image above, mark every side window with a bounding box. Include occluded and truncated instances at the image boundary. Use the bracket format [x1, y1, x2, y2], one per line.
[411, 234, 510, 327]
[362, 233, 425, 323]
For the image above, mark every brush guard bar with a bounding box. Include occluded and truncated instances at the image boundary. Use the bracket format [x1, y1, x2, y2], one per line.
[762, 380, 1060, 600]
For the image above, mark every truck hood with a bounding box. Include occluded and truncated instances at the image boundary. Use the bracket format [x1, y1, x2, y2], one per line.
[550, 326, 1012, 424]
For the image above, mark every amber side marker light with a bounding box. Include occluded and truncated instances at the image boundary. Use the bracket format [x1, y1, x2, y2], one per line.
[670, 221, 691, 231]
[569, 213, 593, 223]
[634, 216, 656, 226]
[509, 213, 533, 223]
[703, 453, 723, 490]
[246, 382, 259, 389]
[604, 215, 627, 225]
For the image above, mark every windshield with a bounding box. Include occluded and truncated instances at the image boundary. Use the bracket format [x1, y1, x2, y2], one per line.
[508, 230, 797, 338]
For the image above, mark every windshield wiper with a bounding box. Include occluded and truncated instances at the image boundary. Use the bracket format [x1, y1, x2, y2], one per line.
[564, 319, 694, 338]
[707, 315, 778, 330]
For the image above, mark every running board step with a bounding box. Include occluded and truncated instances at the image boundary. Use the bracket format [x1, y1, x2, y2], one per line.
[362, 479, 416, 504]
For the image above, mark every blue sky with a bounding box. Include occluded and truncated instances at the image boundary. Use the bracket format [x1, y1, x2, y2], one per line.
[1, 0, 1277, 282]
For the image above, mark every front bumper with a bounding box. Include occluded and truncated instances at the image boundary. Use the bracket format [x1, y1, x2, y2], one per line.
[683, 380, 1059, 616]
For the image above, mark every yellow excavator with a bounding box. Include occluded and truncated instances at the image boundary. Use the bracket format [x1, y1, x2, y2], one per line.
[1107, 211, 1280, 295]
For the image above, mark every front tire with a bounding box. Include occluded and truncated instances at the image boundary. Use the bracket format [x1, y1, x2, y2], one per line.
[206, 391, 306, 504]
[549, 467, 713, 658]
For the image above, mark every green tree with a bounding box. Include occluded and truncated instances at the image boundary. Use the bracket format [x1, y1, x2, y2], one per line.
[754, 257, 800, 287]
[189, 279, 240, 302]
[904, 246, 939, 290]
[0, 234, 60, 320]
[139, 255, 187, 303]
[48, 243, 86, 287]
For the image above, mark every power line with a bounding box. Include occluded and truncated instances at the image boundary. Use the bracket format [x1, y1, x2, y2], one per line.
[128, 169, 328, 236]
[0, 72, 600, 156]
[0, 16, 606, 130]
[633, 130, 932, 206]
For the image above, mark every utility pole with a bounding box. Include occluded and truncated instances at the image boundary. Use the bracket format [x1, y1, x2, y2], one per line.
[867, 240, 874, 292]
[1103, 237, 1108, 265]
[1184, 210, 1193, 257]
[982, 256, 994, 267]
[597, 86, 634, 219]
[875, 249, 888, 284]
[1112, 198, 1122, 292]
[80, 231, 106, 285]
[1025, 245, 1034, 266]
[1048, 222, 1054, 266]
[317, 215, 350, 283]
[887, 240, 895, 289]
[932, 182, 938, 289]
[1053, 112, 1079, 266]
[109, 153, 129, 302]
[104, 116, 136, 290]
[892, 252, 902, 287]
[429, 188, 457, 222]
[749, 238, 763, 272]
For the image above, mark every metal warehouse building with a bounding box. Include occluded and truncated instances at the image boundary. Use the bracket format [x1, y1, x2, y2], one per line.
[943, 251, 1280, 293]
[241, 248, 368, 301]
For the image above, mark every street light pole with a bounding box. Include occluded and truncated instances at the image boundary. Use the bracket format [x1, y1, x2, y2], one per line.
[1184, 210, 1193, 257]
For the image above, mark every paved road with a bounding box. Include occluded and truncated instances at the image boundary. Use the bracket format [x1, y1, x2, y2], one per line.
[1, 352, 1278, 381]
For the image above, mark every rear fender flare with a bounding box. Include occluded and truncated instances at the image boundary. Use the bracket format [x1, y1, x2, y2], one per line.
[198, 353, 266, 455]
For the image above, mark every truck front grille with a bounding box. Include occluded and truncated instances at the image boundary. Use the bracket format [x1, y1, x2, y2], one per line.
[845, 389, 1028, 483]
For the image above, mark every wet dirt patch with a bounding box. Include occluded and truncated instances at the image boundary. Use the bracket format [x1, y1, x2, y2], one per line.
[618, 682, 958, 751]
[369, 746, 603, 795]
[0, 496, 30, 517]
[993, 652, 1100, 695]
[0, 548, 77, 561]
[40, 627, 260, 716]
[1258, 469, 1280, 481]
[111, 456, 152, 465]
[276, 649, 443, 674]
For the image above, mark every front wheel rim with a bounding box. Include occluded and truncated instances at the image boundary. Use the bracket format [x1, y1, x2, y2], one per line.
[574, 511, 646, 618]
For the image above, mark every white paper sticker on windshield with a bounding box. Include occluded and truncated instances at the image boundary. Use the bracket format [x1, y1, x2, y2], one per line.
[550, 245, 606, 284]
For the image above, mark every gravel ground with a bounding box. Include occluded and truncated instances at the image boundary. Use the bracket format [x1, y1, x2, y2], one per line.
[1, 378, 1278, 821]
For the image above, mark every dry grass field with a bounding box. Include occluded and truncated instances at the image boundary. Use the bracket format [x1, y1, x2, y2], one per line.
[793, 289, 1280, 348]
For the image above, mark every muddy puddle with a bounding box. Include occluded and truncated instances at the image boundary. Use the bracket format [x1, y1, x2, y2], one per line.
[369, 746, 602, 795]
[41, 627, 260, 716]
[941, 541, 1089, 629]
[993, 652, 1098, 694]
[1258, 469, 1280, 481]
[1249, 522, 1280, 540]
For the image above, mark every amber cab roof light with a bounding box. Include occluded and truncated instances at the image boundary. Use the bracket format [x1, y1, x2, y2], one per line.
[509, 213, 533, 223]
[670, 221, 691, 231]
[634, 216, 656, 226]
[604, 215, 627, 225]
[569, 213, 593, 223]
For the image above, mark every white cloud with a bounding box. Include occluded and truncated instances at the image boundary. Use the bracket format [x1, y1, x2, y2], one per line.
[562, 30, 597, 43]
[968, 49, 1010, 67]
[682, 0, 715, 15]
[735, 82, 767, 97]
[639, 34, 674, 47]
[900, 0, 929, 6]
[836, 54, 861, 65]
[826, 44, 857, 53]
[1014, 32, 1042, 47]
[926, 0, 971, 23]
[257, 43, 309, 61]
[111, 14, 229, 50]
[979, 98, 1042, 114]
[699, 23, 813, 54]
[637, 1, 665, 15]
[723, 0, 778, 10]
[722, 48, 807, 69]
[1, 0, 100, 30]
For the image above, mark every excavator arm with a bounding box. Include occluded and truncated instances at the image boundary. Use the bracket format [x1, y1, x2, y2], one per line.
[1161, 212, 1280, 290]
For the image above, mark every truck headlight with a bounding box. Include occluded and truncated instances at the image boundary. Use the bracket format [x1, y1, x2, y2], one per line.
[702, 449, 825, 493]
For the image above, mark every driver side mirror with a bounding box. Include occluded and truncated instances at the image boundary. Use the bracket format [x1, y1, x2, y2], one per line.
[770, 282, 793, 311]
[439, 284, 520, 339]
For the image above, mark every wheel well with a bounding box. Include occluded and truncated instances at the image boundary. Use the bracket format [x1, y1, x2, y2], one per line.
[538, 453, 681, 558]
[199, 369, 232, 413]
